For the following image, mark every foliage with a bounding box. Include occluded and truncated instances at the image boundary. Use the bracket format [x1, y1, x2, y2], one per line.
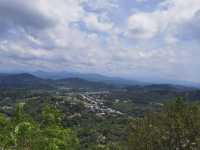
[2, 88, 200, 150]
[127, 98, 200, 150]
[0, 103, 80, 150]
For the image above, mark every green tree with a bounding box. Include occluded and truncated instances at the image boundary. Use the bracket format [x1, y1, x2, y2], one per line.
[0, 103, 80, 150]
[41, 105, 63, 127]
[0, 113, 14, 149]
[127, 98, 200, 150]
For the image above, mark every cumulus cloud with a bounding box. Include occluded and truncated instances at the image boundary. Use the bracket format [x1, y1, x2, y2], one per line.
[82, 0, 118, 11]
[0, 0, 200, 82]
[176, 10, 200, 41]
[127, 12, 159, 39]
[126, 0, 200, 41]
[0, 0, 54, 34]
[84, 13, 113, 32]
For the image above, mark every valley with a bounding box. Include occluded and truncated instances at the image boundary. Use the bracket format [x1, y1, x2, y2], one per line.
[1, 73, 200, 149]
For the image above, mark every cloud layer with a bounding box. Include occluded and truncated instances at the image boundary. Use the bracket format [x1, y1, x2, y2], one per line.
[0, 0, 200, 83]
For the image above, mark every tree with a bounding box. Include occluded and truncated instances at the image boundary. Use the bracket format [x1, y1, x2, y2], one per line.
[41, 105, 63, 127]
[0, 113, 14, 150]
[0, 103, 80, 150]
[127, 98, 200, 150]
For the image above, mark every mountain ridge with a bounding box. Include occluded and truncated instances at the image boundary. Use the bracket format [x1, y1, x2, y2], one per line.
[0, 73, 113, 90]
[0, 73, 199, 90]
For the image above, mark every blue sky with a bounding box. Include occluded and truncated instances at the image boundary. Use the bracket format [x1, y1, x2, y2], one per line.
[0, 0, 200, 83]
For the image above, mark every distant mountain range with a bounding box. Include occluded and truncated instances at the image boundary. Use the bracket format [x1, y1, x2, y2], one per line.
[32, 71, 200, 88]
[32, 71, 147, 86]
[0, 73, 114, 90]
[0, 72, 199, 90]
[0, 73, 52, 89]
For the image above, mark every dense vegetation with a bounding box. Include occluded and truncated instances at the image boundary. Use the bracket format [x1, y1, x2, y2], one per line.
[127, 98, 200, 150]
[1, 98, 200, 149]
[0, 103, 80, 150]
[1, 74, 200, 149]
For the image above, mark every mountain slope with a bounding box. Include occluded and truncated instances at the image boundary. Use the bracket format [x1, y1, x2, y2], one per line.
[32, 71, 146, 86]
[56, 77, 114, 89]
[0, 73, 113, 89]
[0, 73, 52, 89]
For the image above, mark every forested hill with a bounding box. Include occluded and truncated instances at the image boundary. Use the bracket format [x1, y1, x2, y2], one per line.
[0, 73, 114, 90]
[0, 73, 51, 89]
[0, 73, 200, 101]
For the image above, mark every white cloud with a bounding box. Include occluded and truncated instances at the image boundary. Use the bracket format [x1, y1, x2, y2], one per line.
[84, 13, 113, 32]
[0, 0, 200, 82]
[81, 0, 118, 11]
[127, 0, 200, 41]
[127, 12, 159, 39]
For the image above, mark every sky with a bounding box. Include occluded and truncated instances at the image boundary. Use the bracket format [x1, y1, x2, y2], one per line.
[0, 0, 200, 83]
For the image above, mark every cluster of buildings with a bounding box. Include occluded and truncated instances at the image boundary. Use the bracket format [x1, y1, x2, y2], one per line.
[79, 93, 122, 116]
